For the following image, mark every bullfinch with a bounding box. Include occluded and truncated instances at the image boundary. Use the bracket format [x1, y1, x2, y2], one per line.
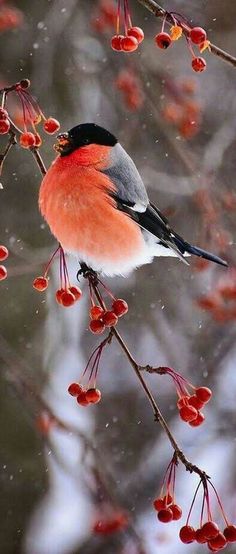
[39, 123, 227, 276]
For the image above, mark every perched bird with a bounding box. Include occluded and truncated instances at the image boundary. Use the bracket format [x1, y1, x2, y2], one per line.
[39, 123, 227, 276]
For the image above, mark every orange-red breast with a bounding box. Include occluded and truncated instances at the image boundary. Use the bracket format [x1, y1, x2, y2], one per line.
[39, 123, 227, 276]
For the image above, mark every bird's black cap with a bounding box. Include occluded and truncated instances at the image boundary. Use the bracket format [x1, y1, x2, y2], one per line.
[55, 123, 117, 156]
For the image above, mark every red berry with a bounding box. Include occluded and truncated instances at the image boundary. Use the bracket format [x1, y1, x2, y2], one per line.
[121, 35, 138, 52]
[33, 276, 48, 291]
[20, 131, 36, 148]
[155, 32, 172, 49]
[179, 405, 198, 422]
[68, 382, 83, 397]
[55, 288, 64, 305]
[43, 117, 60, 134]
[202, 522, 219, 540]
[157, 508, 173, 523]
[69, 285, 82, 301]
[77, 392, 89, 406]
[192, 57, 207, 72]
[170, 504, 182, 520]
[224, 525, 236, 542]
[189, 411, 205, 427]
[195, 386, 212, 403]
[177, 395, 189, 409]
[112, 298, 128, 317]
[190, 26, 207, 45]
[0, 265, 7, 280]
[188, 394, 204, 410]
[153, 497, 165, 511]
[111, 34, 124, 51]
[0, 108, 8, 119]
[34, 133, 42, 147]
[0, 245, 9, 261]
[208, 532, 227, 550]
[90, 305, 104, 320]
[89, 319, 105, 334]
[0, 118, 10, 134]
[102, 310, 118, 327]
[85, 388, 101, 404]
[127, 26, 144, 44]
[195, 528, 208, 544]
[20, 78, 30, 89]
[179, 525, 196, 543]
[60, 290, 76, 307]
[163, 492, 173, 506]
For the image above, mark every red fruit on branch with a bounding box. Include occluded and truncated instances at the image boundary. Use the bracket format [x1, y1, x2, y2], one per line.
[201, 521, 219, 540]
[102, 310, 118, 327]
[0, 108, 8, 119]
[89, 319, 105, 334]
[55, 288, 64, 304]
[86, 388, 102, 404]
[121, 35, 138, 52]
[179, 405, 198, 422]
[68, 382, 83, 397]
[0, 118, 10, 134]
[77, 392, 90, 406]
[60, 290, 76, 307]
[157, 508, 173, 523]
[34, 133, 42, 147]
[179, 525, 196, 543]
[0, 265, 7, 280]
[90, 305, 104, 320]
[153, 498, 165, 511]
[195, 528, 208, 544]
[170, 504, 182, 520]
[111, 34, 124, 51]
[195, 386, 212, 403]
[43, 117, 60, 134]
[127, 26, 144, 44]
[155, 32, 172, 49]
[20, 131, 36, 148]
[163, 492, 173, 505]
[224, 525, 236, 542]
[112, 298, 128, 316]
[189, 411, 205, 426]
[192, 57, 207, 72]
[20, 78, 30, 89]
[190, 27, 207, 45]
[0, 245, 9, 261]
[188, 394, 204, 410]
[33, 276, 49, 291]
[69, 285, 82, 301]
[208, 532, 227, 550]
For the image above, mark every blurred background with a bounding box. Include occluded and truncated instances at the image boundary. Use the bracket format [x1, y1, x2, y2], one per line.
[1, 0, 236, 553]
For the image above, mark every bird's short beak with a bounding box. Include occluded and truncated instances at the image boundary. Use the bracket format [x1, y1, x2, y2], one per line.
[54, 132, 72, 155]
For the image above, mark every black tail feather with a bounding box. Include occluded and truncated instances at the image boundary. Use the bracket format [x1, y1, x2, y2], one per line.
[184, 244, 228, 267]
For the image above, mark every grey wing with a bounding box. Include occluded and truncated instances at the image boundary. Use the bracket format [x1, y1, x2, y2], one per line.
[101, 143, 149, 212]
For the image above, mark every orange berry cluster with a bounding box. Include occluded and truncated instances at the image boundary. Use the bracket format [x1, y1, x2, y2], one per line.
[89, 298, 128, 334]
[153, 455, 182, 524]
[155, 18, 209, 73]
[179, 479, 236, 551]
[0, 244, 9, 281]
[115, 69, 144, 111]
[68, 382, 101, 407]
[0, 79, 60, 146]
[110, 0, 144, 52]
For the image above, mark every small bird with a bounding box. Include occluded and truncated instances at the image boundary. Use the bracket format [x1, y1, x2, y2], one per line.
[39, 123, 227, 276]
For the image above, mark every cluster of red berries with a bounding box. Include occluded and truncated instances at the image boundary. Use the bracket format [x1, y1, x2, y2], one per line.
[93, 512, 128, 535]
[180, 522, 236, 549]
[179, 478, 236, 552]
[115, 69, 144, 111]
[110, 0, 144, 52]
[0, 244, 9, 281]
[89, 298, 128, 334]
[33, 245, 83, 308]
[177, 386, 212, 427]
[154, 493, 182, 523]
[68, 382, 101, 407]
[155, 21, 209, 73]
[0, 79, 60, 146]
[0, 5, 23, 32]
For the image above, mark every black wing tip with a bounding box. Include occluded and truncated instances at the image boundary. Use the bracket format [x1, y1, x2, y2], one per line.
[188, 244, 228, 268]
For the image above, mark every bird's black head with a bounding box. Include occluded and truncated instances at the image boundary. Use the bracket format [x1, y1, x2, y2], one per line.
[55, 123, 117, 156]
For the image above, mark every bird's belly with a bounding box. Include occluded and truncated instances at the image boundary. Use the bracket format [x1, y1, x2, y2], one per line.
[40, 184, 152, 276]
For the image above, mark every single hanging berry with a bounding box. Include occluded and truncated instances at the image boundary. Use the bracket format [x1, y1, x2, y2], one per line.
[20, 131, 36, 148]
[155, 32, 172, 49]
[89, 319, 105, 334]
[33, 276, 49, 291]
[43, 117, 60, 134]
[192, 57, 207, 72]
[0, 245, 9, 261]
[121, 35, 138, 52]
[111, 34, 124, 51]
[86, 388, 102, 404]
[0, 265, 7, 280]
[127, 26, 144, 43]
[190, 26, 207, 45]
[0, 119, 10, 134]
